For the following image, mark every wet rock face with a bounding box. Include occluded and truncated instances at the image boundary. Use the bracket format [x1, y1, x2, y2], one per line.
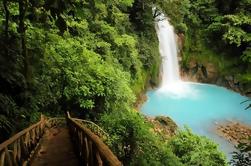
[180, 59, 251, 96]
[181, 59, 219, 84]
[177, 33, 185, 52]
[215, 75, 251, 97]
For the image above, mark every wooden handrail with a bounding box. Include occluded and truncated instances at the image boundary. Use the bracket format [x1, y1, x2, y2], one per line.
[0, 115, 46, 166]
[1, 113, 121, 166]
[72, 118, 109, 140]
[67, 112, 121, 166]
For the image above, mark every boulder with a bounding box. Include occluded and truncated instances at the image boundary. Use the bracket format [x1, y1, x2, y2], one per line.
[155, 116, 178, 135]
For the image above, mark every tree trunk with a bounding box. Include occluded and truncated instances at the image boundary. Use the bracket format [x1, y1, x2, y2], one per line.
[19, 0, 30, 86]
[3, 0, 9, 56]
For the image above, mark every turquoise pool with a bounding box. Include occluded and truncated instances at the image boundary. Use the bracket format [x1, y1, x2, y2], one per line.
[141, 82, 251, 157]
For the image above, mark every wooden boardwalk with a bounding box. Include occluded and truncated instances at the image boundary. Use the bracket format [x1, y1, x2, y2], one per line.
[31, 127, 79, 166]
[0, 114, 121, 166]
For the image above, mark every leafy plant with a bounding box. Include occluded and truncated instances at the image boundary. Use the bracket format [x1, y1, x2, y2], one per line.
[169, 128, 227, 166]
[230, 137, 251, 166]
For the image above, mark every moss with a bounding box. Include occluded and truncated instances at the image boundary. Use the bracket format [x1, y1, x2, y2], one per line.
[182, 32, 243, 77]
[155, 116, 178, 135]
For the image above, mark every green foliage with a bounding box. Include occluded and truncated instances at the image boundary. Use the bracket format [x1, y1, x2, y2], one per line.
[230, 137, 251, 166]
[242, 47, 251, 63]
[0, 0, 150, 136]
[169, 128, 228, 166]
[237, 74, 251, 83]
[43, 34, 135, 112]
[207, 13, 251, 47]
[0, 95, 15, 142]
[152, 0, 191, 33]
[180, 0, 251, 88]
[0, 0, 160, 141]
[99, 110, 183, 166]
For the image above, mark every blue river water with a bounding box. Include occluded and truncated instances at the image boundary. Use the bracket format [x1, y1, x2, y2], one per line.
[141, 82, 251, 157]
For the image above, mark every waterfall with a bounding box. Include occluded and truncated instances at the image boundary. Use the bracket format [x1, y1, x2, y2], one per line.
[156, 16, 180, 87]
[155, 15, 194, 98]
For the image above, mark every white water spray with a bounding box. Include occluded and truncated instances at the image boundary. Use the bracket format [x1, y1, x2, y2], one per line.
[155, 15, 196, 98]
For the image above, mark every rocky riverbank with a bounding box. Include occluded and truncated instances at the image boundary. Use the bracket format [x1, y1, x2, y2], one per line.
[216, 121, 251, 145]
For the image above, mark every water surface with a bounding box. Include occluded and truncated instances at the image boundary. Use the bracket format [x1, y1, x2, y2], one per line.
[141, 82, 251, 156]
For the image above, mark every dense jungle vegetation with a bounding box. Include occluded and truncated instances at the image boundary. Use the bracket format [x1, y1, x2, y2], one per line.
[0, 0, 250, 165]
[178, 0, 251, 90]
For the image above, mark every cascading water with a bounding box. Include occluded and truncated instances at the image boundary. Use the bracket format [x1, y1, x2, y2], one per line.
[156, 17, 180, 86]
[155, 16, 194, 97]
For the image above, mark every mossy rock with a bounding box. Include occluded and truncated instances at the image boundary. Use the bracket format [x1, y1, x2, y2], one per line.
[155, 116, 178, 134]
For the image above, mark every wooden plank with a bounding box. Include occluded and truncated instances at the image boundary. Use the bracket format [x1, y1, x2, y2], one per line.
[5, 147, 12, 166]
[88, 140, 93, 166]
[31, 128, 35, 143]
[85, 137, 89, 163]
[13, 141, 17, 160]
[82, 135, 87, 162]
[0, 150, 6, 166]
[80, 132, 84, 158]
[13, 141, 18, 164]
[22, 160, 28, 166]
[24, 132, 29, 149]
[20, 135, 29, 159]
[95, 151, 103, 166]
[17, 139, 21, 161]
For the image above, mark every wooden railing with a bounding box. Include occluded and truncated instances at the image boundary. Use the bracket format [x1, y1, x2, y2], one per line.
[72, 118, 109, 141]
[67, 113, 121, 166]
[0, 113, 121, 166]
[46, 117, 66, 128]
[0, 115, 46, 166]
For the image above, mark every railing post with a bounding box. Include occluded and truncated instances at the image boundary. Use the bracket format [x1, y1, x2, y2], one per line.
[40, 114, 44, 122]
[66, 112, 71, 119]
